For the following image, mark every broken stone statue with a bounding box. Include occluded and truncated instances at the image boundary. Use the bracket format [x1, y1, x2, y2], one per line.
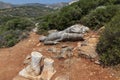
[39, 58, 56, 80]
[19, 51, 43, 79]
[18, 51, 56, 80]
[39, 24, 90, 45]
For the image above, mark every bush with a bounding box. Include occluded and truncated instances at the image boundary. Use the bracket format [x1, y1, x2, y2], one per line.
[96, 12, 120, 66]
[81, 5, 120, 29]
[38, 0, 120, 32]
[5, 17, 34, 31]
[0, 17, 33, 48]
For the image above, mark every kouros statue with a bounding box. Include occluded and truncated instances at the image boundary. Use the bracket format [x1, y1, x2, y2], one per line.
[39, 24, 90, 45]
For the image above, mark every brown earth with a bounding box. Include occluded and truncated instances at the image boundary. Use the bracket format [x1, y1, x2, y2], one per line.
[0, 32, 118, 80]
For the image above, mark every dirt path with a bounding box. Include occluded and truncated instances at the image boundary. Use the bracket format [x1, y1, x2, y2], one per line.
[0, 32, 117, 80]
[0, 32, 39, 80]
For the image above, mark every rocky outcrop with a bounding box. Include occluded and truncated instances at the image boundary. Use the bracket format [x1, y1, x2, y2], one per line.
[0, 1, 13, 9]
[47, 46, 74, 59]
[77, 36, 99, 59]
[40, 24, 90, 45]
[15, 51, 56, 80]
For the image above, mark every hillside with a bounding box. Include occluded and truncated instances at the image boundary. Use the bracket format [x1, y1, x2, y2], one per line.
[0, 0, 120, 80]
[21, 2, 68, 9]
[0, 1, 68, 10]
[0, 1, 13, 9]
[46, 2, 68, 9]
[0, 6, 53, 18]
[38, 0, 120, 31]
[0, 3, 54, 48]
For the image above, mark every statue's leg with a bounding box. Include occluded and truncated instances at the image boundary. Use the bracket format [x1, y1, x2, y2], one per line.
[54, 37, 63, 42]
[44, 41, 59, 45]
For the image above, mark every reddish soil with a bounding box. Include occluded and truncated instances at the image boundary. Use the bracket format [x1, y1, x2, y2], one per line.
[0, 32, 118, 80]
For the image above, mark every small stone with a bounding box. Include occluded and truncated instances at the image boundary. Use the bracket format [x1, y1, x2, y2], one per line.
[81, 42, 88, 46]
[95, 60, 100, 65]
[55, 75, 69, 80]
[47, 47, 57, 53]
[48, 29, 58, 34]
[28, 40, 31, 42]
[78, 47, 98, 59]
[36, 43, 41, 47]
[111, 73, 115, 76]
[59, 47, 73, 58]
[61, 45, 68, 48]
[109, 75, 112, 78]
[90, 72, 94, 76]
[105, 76, 108, 79]
[23, 55, 31, 64]
[32, 27, 38, 33]
[97, 26, 105, 34]
[77, 42, 82, 48]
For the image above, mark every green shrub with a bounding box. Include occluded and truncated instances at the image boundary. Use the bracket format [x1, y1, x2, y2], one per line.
[38, 0, 120, 32]
[0, 17, 33, 48]
[0, 30, 29, 47]
[5, 17, 33, 31]
[81, 5, 120, 29]
[96, 12, 120, 66]
[0, 5, 53, 47]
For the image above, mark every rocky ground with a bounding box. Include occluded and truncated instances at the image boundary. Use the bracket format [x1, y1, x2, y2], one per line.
[0, 32, 118, 80]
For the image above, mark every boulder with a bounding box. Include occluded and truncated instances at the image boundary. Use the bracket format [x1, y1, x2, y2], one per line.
[78, 47, 98, 59]
[60, 47, 73, 58]
[77, 37, 99, 59]
[47, 47, 58, 53]
[55, 46, 73, 59]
